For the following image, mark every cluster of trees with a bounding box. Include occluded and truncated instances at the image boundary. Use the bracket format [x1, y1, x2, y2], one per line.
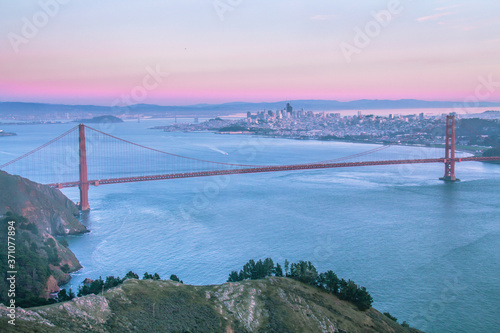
[218, 125, 250, 132]
[43, 238, 60, 266]
[483, 147, 500, 157]
[0, 213, 52, 308]
[227, 258, 373, 311]
[70, 271, 182, 299]
[227, 258, 280, 281]
[57, 288, 76, 302]
[77, 275, 124, 297]
[141, 272, 161, 280]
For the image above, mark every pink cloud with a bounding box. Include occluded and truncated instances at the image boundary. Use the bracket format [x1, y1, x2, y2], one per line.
[417, 12, 454, 22]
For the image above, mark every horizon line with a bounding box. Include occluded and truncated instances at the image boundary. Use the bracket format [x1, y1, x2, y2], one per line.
[2, 98, 500, 108]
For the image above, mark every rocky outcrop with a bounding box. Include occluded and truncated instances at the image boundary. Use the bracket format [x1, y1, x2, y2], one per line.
[45, 276, 60, 299]
[0, 171, 87, 299]
[0, 171, 87, 236]
[0, 294, 110, 332]
[0, 278, 424, 333]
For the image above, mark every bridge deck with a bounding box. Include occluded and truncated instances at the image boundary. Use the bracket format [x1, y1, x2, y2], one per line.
[48, 156, 500, 188]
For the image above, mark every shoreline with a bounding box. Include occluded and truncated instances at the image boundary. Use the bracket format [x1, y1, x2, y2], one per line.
[157, 127, 489, 157]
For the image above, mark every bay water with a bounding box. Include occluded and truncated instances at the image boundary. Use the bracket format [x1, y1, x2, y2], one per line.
[1, 119, 499, 333]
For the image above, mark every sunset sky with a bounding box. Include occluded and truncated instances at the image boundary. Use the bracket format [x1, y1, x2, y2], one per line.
[1, 0, 499, 105]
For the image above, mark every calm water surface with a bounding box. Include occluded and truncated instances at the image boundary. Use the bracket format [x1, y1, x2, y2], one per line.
[1, 119, 499, 333]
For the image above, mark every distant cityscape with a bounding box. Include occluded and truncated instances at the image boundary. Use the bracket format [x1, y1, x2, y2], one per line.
[154, 104, 500, 152]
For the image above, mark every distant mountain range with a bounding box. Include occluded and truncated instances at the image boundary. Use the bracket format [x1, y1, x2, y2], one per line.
[1, 99, 500, 119]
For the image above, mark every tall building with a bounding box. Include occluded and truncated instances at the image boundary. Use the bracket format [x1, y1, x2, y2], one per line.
[286, 103, 293, 114]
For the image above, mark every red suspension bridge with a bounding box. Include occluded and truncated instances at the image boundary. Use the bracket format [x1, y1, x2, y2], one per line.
[1, 115, 499, 211]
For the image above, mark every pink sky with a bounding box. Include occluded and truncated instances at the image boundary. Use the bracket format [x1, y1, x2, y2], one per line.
[1, 1, 499, 105]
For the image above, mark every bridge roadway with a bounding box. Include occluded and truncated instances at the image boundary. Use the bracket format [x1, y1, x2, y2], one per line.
[48, 156, 500, 189]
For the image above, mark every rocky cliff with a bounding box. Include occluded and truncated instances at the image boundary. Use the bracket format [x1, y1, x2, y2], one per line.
[0, 171, 87, 301]
[0, 171, 87, 236]
[0, 278, 423, 332]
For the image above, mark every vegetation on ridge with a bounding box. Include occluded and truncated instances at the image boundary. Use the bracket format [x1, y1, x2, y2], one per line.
[0, 277, 422, 333]
[227, 258, 373, 311]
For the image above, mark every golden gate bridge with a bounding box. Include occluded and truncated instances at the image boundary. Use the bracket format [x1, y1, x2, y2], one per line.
[1, 115, 499, 211]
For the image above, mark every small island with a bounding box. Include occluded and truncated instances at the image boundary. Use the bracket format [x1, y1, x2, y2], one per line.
[0, 130, 16, 137]
[74, 115, 123, 124]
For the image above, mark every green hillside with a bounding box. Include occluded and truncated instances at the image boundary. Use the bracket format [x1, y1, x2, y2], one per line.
[0, 278, 423, 333]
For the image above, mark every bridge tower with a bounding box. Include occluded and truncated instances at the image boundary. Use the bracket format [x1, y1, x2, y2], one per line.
[440, 115, 459, 182]
[78, 124, 90, 210]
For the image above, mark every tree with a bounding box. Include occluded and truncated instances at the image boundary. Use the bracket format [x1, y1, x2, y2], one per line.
[254, 259, 265, 279]
[284, 259, 290, 277]
[342, 279, 358, 301]
[57, 288, 75, 302]
[275, 263, 283, 277]
[143, 272, 153, 280]
[240, 259, 256, 280]
[78, 277, 104, 297]
[104, 276, 122, 289]
[337, 279, 348, 300]
[124, 271, 139, 280]
[228, 258, 277, 282]
[318, 270, 339, 294]
[263, 258, 274, 277]
[355, 286, 373, 311]
[57, 289, 69, 302]
[289, 261, 318, 285]
[227, 271, 241, 282]
[337, 278, 372, 311]
[169, 274, 180, 282]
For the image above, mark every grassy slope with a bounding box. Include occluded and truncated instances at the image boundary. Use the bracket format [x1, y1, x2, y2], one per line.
[0, 278, 423, 333]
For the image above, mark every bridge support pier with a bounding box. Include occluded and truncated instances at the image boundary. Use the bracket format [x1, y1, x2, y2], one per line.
[78, 124, 90, 210]
[440, 115, 460, 182]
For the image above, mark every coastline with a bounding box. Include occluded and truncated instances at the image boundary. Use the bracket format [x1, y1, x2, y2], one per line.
[160, 128, 490, 157]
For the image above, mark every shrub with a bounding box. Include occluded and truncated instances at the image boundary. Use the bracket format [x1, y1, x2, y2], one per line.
[124, 271, 139, 280]
[383, 312, 398, 322]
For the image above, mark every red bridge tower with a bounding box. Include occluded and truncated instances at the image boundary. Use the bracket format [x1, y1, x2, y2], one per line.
[440, 115, 460, 182]
[78, 124, 90, 210]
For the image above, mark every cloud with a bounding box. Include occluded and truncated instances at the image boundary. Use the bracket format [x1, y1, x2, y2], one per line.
[416, 12, 454, 22]
[310, 14, 337, 21]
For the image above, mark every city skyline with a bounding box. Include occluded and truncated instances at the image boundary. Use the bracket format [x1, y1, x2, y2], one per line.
[1, 0, 500, 105]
